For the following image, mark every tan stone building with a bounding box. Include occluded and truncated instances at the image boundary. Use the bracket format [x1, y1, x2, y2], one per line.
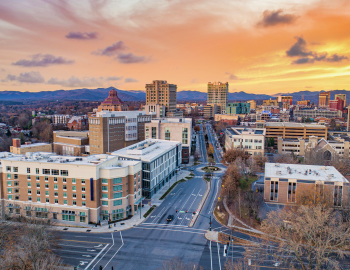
[53, 131, 89, 156]
[145, 80, 177, 114]
[89, 111, 152, 155]
[262, 99, 278, 106]
[203, 104, 221, 118]
[319, 91, 331, 107]
[0, 152, 142, 224]
[247, 100, 256, 110]
[207, 82, 228, 114]
[144, 118, 192, 164]
[97, 89, 129, 112]
[10, 139, 52, 154]
[264, 163, 349, 207]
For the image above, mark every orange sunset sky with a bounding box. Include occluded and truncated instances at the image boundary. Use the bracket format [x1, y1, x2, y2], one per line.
[0, 0, 350, 94]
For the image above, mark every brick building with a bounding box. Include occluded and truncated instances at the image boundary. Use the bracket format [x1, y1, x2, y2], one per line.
[67, 116, 88, 131]
[97, 89, 129, 112]
[53, 131, 89, 156]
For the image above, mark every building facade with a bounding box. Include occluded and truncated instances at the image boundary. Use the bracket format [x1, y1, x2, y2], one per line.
[293, 108, 342, 119]
[247, 100, 256, 110]
[53, 131, 89, 156]
[277, 96, 293, 105]
[111, 139, 182, 198]
[203, 104, 221, 118]
[145, 80, 177, 114]
[0, 152, 142, 224]
[67, 116, 88, 131]
[89, 111, 152, 155]
[207, 82, 228, 114]
[145, 118, 192, 164]
[263, 163, 349, 206]
[319, 91, 331, 107]
[226, 102, 250, 115]
[335, 94, 346, 107]
[225, 127, 265, 156]
[97, 89, 129, 112]
[10, 139, 52, 154]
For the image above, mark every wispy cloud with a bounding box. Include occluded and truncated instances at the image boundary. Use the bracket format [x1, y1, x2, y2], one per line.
[12, 54, 74, 67]
[124, 77, 138, 83]
[2, 71, 45, 83]
[225, 72, 239, 80]
[257, 9, 297, 27]
[106, 76, 123, 81]
[47, 75, 124, 87]
[65, 31, 98, 40]
[115, 53, 149, 64]
[92, 41, 127, 56]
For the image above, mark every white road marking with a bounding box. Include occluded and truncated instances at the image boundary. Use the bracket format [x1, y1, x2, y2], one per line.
[103, 232, 124, 269]
[80, 261, 88, 266]
[82, 255, 92, 258]
[217, 242, 222, 270]
[133, 227, 205, 235]
[75, 236, 87, 238]
[140, 223, 207, 231]
[58, 244, 101, 249]
[88, 233, 114, 270]
[94, 244, 103, 248]
[84, 243, 109, 270]
[209, 241, 213, 270]
[87, 249, 96, 252]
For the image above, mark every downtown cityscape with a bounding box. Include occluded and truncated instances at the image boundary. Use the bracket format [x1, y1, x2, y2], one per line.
[1, 1, 350, 270]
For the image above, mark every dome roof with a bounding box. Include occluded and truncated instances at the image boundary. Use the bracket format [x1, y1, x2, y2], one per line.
[101, 88, 124, 105]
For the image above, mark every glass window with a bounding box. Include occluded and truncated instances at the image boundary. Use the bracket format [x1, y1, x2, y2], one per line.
[45, 191, 49, 196]
[82, 201, 86, 206]
[7, 188, 12, 193]
[102, 201, 108, 206]
[42, 169, 50, 175]
[82, 187, 86, 192]
[36, 168, 39, 174]
[27, 175, 31, 180]
[72, 186, 76, 191]
[102, 186, 108, 191]
[102, 193, 108, 198]
[54, 192, 58, 197]
[46, 198, 49, 203]
[63, 200, 67, 205]
[102, 179, 108, 184]
[73, 200, 76, 205]
[7, 181, 11, 186]
[72, 178, 76, 184]
[27, 168, 31, 173]
[13, 167, 18, 172]
[6, 166, 11, 172]
[113, 199, 122, 206]
[63, 178, 67, 183]
[113, 185, 122, 191]
[37, 197, 41, 202]
[54, 184, 58, 189]
[113, 178, 122, 184]
[36, 183, 40, 188]
[45, 176, 48, 181]
[82, 194, 86, 199]
[60, 170, 68, 176]
[81, 179, 85, 184]
[7, 174, 11, 179]
[113, 192, 122, 199]
[55, 199, 58, 204]
[45, 184, 49, 189]
[152, 127, 157, 139]
[27, 182, 31, 187]
[37, 190, 40, 195]
[165, 127, 170, 140]
[63, 185, 67, 190]
[51, 169, 59, 175]
[63, 192, 67, 198]
[28, 196, 31, 201]
[54, 177, 57, 182]
[73, 193, 76, 198]
[80, 216, 86, 223]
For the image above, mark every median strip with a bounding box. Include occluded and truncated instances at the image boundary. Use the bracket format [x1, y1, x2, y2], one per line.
[159, 179, 186, 200]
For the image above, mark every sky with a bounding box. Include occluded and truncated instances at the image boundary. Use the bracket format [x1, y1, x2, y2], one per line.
[0, 0, 350, 94]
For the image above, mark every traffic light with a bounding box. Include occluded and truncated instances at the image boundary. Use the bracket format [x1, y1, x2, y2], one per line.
[193, 211, 196, 215]
[185, 210, 187, 213]
[176, 209, 177, 213]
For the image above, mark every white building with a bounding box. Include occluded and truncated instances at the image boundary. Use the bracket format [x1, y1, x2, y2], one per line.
[111, 139, 182, 198]
[225, 127, 265, 156]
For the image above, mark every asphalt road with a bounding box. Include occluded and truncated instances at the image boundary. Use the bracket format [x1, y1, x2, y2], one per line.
[55, 123, 259, 270]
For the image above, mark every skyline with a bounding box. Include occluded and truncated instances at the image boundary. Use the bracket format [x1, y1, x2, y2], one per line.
[0, 0, 350, 94]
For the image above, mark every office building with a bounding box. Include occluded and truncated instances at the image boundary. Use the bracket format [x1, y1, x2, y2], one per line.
[207, 82, 228, 114]
[226, 102, 250, 115]
[319, 91, 331, 107]
[89, 111, 152, 155]
[279, 110, 290, 122]
[335, 94, 346, 107]
[0, 152, 142, 223]
[203, 104, 221, 118]
[111, 139, 182, 198]
[51, 115, 70, 126]
[97, 89, 129, 112]
[277, 96, 293, 105]
[145, 118, 192, 164]
[263, 99, 278, 106]
[214, 114, 239, 125]
[225, 127, 265, 156]
[10, 139, 52, 155]
[145, 104, 165, 118]
[293, 108, 342, 119]
[297, 100, 310, 106]
[329, 98, 344, 111]
[264, 163, 349, 206]
[247, 100, 256, 110]
[53, 131, 89, 156]
[145, 80, 177, 114]
[262, 122, 327, 144]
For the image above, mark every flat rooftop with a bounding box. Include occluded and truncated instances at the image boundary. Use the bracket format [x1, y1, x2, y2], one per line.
[265, 163, 348, 183]
[150, 118, 192, 124]
[0, 152, 138, 167]
[16, 143, 50, 148]
[111, 139, 180, 162]
[265, 122, 326, 128]
[226, 127, 265, 136]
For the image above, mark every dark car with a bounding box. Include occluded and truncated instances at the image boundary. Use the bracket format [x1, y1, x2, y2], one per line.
[167, 214, 174, 222]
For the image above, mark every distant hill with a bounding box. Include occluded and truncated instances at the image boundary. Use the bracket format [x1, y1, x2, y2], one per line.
[0, 87, 348, 104]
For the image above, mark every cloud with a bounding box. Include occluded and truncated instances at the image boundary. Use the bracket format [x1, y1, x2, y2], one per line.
[2, 71, 45, 83]
[0, 68, 5, 72]
[115, 53, 149, 64]
[305, 86, 313, 88]
[124, 77, 139, 83]
[257, 9, 297, 27]
[287, 37, 348, 64]
[225, 72, 238, 80]
[47, 76, 107, 87]
[12, 54, 74, 67]
[65, 31, 98, 40]
[106, 76, 123, 81]
[92, 41, 127, 56]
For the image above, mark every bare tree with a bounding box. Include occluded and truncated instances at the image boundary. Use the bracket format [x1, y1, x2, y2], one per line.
[223, 149, 249, 164]
[251, 206, 350, 270]
[222, 163, 241, 200]
[273, 153, 298, 164]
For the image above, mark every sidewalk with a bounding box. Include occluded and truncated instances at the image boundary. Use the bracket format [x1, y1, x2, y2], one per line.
[52, 169, 192, 233]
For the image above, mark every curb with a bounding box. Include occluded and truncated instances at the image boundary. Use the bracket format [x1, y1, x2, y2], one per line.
[189, 179, 211, 227]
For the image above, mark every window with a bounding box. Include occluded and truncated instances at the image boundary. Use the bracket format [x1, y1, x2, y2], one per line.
[54, 192, 58, 197]
[102, 186, 108, 192]
[45, 176, 48, 181]
[36, 168, 39, 174]
[102, 193, 108, 198]
[63, 192, 67, 198]
[54, 184, 58, 190]
[8, 195, 13, 200]
[270, 181, 278, 201]
[27, 168, 30, 173]
[7, 174, 11, 179]
[7, 188, 12, 193]
[152, 127, 157, 139]
[82, 201, 86, 206]
[62, 215, 68, 221]
[102, 201, 108, 206]
[7, 181, 11, 186]
[54, 177, 57, 182]
[55, 199, 58, 204]
[102, 179, 108, 184]
[73, 193, 76, 198]
[113, 192, 122, 199]
[28, 189, 32, 194]
[14, 181, 19, 186]
[63, 185, 67, 190]
[51, 169, 59, 175]
[82, 194, 86, 199]
[72, 178, 76, 184]
[80, 216, 86, 223]
[45, 184, 49, 189]
[42, 169, 50, 175]
[6, 166, 11, 172]
[27, 175, 31, 180]
[72, 186, 76, 191]
[46, 198, 49, 203]
[37, 190, 40, 195]
[36, 183, 40, 188]
[60, 170, 68, 176]
[27, 182, 31, 187]
[113, 185, 122, 192]
[63, 178, 67, 183]
[113, 200, 122, 206]
[13, 167, 18, 172]
[45, 191, 49, 196]
[36, 176, 40, 181]
[14, 174, 18, 179]
[81, 179, 85, 184]
[73, 200, 76, 205]
[113, 178, 122, 184]
[82, 187, 86, 192]
[63, 200, 67, 205]
[37, 197, 41, 202]
[28, 196, 32, 201]
[165, 127, 171, 140]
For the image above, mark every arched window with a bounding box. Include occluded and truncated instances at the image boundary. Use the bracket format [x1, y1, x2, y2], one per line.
[324, 150, 332, 161]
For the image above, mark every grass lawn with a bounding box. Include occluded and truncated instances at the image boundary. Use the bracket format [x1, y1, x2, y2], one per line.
[239, 176, 258, 190]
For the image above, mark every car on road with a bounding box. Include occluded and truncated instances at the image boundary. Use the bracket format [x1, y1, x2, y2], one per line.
[167, 215, 174, 222]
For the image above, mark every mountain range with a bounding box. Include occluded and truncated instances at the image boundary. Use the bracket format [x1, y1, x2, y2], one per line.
[0, 87, 348, 104]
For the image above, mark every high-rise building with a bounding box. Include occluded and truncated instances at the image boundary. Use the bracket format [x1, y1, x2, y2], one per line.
[329, 98, 344, 111]
[335, 94, 346, 107]
[89, 111, 152, 155]
[319, 91, 331, 107]
[145, 80, 177, 114]
[247, 100, 256, 110]
[207, 82, 228, 114]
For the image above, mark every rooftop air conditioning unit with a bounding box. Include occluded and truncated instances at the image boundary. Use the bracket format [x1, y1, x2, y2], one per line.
[275, 163, 280, 167]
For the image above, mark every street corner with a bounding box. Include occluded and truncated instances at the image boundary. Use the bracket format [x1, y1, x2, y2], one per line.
[205, 230, 219, 242]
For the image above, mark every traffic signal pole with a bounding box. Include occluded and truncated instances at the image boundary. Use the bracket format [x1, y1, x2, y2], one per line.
[194, 212, 212, 231]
